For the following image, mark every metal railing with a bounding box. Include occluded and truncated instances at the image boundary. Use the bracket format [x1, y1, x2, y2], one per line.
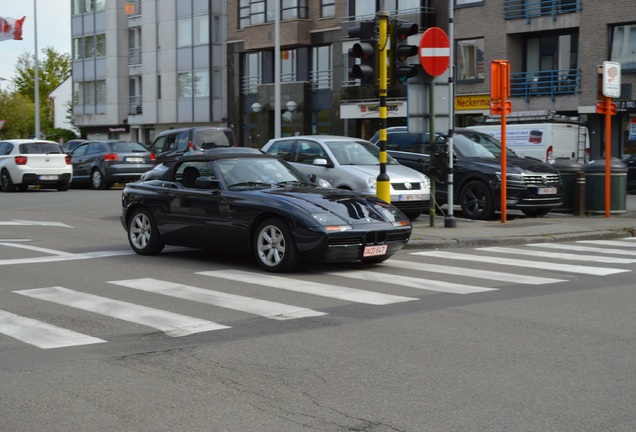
[310, 70, 332, 91]
[126, 0, 142, 16]
[504, 0, 581, 22]
[128, 47, 142, 66]
[510, 68, 581, 102]
[241, 75, 261, 95]
[129, 95, 142, 115]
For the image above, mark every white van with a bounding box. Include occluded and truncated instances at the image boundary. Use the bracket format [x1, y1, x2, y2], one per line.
[469, 123, 589, 163]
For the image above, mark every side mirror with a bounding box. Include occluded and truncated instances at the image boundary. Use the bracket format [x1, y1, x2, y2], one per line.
[313, 158, 328, 166]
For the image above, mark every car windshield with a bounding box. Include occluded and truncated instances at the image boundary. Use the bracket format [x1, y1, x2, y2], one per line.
[217, 157, 308, 189]
[325, 140, 398, 165]
[19, 143, 62, 154]
[108, 141, 147, 152]
[195, 130, 233, 149]
[453, 131, 517, 159]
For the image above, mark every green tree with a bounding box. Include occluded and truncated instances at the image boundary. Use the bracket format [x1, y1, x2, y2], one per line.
[12, 46, 71, 137]
[0, 89, 35, 139]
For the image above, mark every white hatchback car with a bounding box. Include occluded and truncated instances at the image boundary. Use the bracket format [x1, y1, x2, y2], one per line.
[262, 135, 430, 219]
[0, 139, 73, 192]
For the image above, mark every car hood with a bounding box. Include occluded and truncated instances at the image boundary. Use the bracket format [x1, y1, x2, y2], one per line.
[248, 186, 409, 225]
[340, 164, 428, 182]
[462, 156, 559, 174]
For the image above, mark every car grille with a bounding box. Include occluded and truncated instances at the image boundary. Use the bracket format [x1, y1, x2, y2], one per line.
[522, 174, 560, 185]
[392, 182, 423, 190]
[328, 230, 409, 247]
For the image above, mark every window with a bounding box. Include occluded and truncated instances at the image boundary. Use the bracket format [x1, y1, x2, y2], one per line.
[321, 0, 335, 18]
[73, 38, 83, 60]
[84, 35, 95, 58]
[213, 69, 222, 98]
[611, 23, 636, 72]
[456, 38, 485, 82]
[178, 16, 209, 47]
[242, 52, 262, 94]
[178, 71, 210, 98]
[239, 0, 307, 28]
[455, 0, 484, 6]
[281, 49, 297, 82]
[95, 34, 106, 57]
[212, 15, 222, 44]
[312, 45, 332, 90]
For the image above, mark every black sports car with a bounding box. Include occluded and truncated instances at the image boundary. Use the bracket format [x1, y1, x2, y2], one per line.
[120, 152, 412, 272]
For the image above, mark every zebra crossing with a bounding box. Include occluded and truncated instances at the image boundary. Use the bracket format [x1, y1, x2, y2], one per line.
[1, 238, 635, 350]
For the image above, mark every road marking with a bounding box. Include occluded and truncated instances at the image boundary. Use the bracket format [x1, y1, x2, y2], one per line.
[478, 246, 636, 264]
[527, 243, 636, 256]
[0, 244, 135, 266]
[324, 270, 497, 294]
[14, 287, 230, 336]
[0, 309, 106, 349]
[0, 220, 72, 227]
[381, 259, 566, 285]
[109, 278, 328, 320]
[197, 269, 417, 305]
[578, 240, 636, 247]
[411, 251, 629, 276]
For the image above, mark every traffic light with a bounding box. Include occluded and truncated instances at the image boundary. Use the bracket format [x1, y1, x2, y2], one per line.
[348, 20, 377, 87]
[390, 20, 419, 86]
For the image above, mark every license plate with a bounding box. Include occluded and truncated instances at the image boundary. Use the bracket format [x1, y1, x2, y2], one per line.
[126, 157, 144, 163]
[537, 187, 557, 195]
[363, 244, 388, 257]
[397, 194, 424, 201]
[39, 175, 58, 180]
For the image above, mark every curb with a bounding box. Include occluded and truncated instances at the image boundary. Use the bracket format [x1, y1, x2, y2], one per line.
[404, 229, 634, 250]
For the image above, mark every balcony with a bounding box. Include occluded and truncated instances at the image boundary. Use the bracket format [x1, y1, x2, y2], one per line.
[128, 47, 142, 66]
[504, 0, 580, 22]
[129, 95, 142, 115]
[510, 69, 580, 102]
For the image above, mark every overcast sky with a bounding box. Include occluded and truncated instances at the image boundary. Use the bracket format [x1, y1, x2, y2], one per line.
[0, 1, 71, 88]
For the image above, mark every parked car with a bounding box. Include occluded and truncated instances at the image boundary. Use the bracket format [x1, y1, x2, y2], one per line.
[0, 139, 72, 192]
[61, 139, 88, 154]
[121, 152, 412, 272]
[370, 126, 563, 220]
[261, 135, 431, 220]
[70, 140, 156, 189]
[147, 127, 235, 164]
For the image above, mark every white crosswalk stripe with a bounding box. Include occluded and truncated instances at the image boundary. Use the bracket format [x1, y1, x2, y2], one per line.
[411, 250, 629, 276]
[14, 287, 231, 336]
[0, 309, 106, 349]
[380, 259, 566, 285]
[527, 242, 636, 256]
[109, 278, 328, 320]
[324, 270, 497, 294]
[197, 269, 417, 305]
[477, 246, 636, 264]
[578, 240, 636, 247]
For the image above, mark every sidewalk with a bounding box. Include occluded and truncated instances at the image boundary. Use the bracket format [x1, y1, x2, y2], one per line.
[406, 194, 636, 250]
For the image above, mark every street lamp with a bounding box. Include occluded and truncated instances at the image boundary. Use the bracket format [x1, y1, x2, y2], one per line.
[251, 102, 263, 113]
[286, 100, 297, 112]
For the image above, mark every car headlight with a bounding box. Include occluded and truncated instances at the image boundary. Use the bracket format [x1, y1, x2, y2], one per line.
[496, 172, 524, 183]
[367, 176, 376, 191]
[315, 177, 332, 188]
[311, 213, 353, 232]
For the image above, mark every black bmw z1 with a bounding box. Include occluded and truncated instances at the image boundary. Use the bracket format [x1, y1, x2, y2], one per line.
[120, 152, 412, 272]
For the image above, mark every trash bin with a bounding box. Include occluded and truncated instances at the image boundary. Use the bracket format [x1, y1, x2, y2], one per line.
[552, 158, 582, 212]
[581, 157, 628, 214]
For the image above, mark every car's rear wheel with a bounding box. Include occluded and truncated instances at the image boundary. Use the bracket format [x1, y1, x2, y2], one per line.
[0, 169, 16, 192]
[91, 169, 110, 190]
[460, 180, 495, 220]
[127, 208, 165, 255]
[254, 218, 298, 272]
[57, 181, 71, 191]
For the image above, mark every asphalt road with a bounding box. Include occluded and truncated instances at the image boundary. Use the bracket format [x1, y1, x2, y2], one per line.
[1, 188, 636, 431]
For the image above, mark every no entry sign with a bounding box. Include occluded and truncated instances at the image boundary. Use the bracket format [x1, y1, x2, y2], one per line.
[419, 27, 450, 77]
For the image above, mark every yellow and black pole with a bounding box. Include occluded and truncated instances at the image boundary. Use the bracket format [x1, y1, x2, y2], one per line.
[376, 11, 390, 203]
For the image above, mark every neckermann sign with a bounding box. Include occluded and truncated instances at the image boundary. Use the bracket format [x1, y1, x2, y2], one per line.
[340, 101, 407, 119]
[617, 100, 636, 113]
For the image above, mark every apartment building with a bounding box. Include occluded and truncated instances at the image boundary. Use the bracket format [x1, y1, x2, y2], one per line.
[71, 0, 635, 157]
[71, 0, 228, 145]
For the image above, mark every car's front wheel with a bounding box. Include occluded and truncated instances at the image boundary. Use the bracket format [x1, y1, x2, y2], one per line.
[460, 180, 495, 220]
[0, 169, 16, 192]
[127, 208, 165, 255]
[254, 218, 298, 272]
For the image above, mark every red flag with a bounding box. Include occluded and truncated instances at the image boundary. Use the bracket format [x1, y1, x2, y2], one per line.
[0, 16, 26, 42]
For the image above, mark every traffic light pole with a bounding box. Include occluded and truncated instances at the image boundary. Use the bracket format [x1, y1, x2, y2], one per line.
[376, 11, 390, 203]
